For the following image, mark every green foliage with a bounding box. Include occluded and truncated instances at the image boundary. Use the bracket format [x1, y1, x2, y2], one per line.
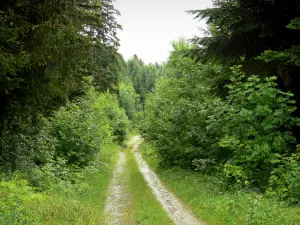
[0, 178, 42, 224]
[256, 49, 300, 67]
[267, 152, 300, 204]
[256, 18, 300, 68]
[0, 118, 57, 172]
[210, 66, 300, 190]
[182, 0, 300, 204]
[0, 86, 129, 192]
[141, 144, 300, 225]
[189, 2, 300, 143]
[189, 0, 300, 63]
[287, 17, 300, 30]
[142, 39, 300, 204]
[142, 40, 222, 169]
[0, 0, 120, 118]
[0, 0, 122, 174]
[126, 55, 163, 106]
[118, 82, 140, 121]
[50, 88, 129, 167]
[100, 91, 130, 143]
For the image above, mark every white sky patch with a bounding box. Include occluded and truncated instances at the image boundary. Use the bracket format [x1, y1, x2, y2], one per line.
[114, 0, 213, 64]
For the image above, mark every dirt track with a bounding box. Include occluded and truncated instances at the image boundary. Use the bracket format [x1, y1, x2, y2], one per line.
[104, 151, 134, 225]
[104, 136, 205, 225]
[132, 136, 206, 225]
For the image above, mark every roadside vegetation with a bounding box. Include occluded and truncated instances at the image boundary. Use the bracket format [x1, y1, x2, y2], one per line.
[0, 0, 137, 223]
[0, 143, 120, 224]
[138, 1, 300, 221]
[140, 0, 300, 209]
[141, 143, 300, 225]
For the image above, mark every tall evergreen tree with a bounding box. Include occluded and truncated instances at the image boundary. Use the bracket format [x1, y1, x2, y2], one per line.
[0, 0, 121, 127]
[190, 0, 300, 139]
[0, 0, 121, 170]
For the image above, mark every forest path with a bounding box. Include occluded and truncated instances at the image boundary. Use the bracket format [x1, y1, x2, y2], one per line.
[104, 136, 205, 225]
[104, 150, 135, 225]
[132, 136, 206, 225]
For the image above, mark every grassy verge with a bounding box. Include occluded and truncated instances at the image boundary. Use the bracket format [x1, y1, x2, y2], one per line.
[27, 143, 120, 224]
[25, 137, 171, 225]
[125, 145, 173, 225]
[141, 143, 300, 225]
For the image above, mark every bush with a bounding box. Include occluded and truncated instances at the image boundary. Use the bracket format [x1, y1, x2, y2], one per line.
[267, 152, 300, 204]
[142, 40, 224, 169]
[0, 118, 57, 173]
[50, 92, 112, 167]
[0, 87, 129, 191]
[0, 177, 42, 225]
[50, 88, 129, 167]
[100, 91, 130, 143]
[118, 82, 140, 121]
[211, 66, 300, 191]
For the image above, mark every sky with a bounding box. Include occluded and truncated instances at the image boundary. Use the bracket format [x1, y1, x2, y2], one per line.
[114, 0, 213, 64]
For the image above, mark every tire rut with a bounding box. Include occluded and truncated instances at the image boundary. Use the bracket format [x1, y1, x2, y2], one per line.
[132, 136, 207, 225]
[104, 151, 134, 225]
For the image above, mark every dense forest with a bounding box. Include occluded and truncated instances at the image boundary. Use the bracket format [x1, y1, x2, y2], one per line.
[0, 0, 299, 224]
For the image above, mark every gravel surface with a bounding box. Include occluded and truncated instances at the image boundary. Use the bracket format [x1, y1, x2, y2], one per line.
[132, 136, 206, 225]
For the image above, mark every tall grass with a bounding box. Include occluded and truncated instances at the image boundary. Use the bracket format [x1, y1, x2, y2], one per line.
[26, 144, 120, 224]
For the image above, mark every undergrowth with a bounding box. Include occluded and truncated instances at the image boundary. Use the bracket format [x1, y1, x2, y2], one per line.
[140, 143, 300, 225]
[0, 143, 120, 225]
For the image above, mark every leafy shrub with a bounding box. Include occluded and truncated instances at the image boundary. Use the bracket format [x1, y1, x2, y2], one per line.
[211, 66, 300, 190]
[142, 40, 300, 203]
[0, 177, 42, 224]
[27, 157, 71, 191]
[0, 118, 57, 173]
[50, 88, 129, 167]
[51, 102, 111, 166]
[118, 82, 140, 121]
[0, 87, 129, 193]
[142, 40, 222, 169]
[100, 91, 130, 143]
[267, 151, 300, 204]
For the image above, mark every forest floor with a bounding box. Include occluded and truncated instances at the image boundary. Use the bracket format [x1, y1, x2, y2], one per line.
[104, 136, 205, 225]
